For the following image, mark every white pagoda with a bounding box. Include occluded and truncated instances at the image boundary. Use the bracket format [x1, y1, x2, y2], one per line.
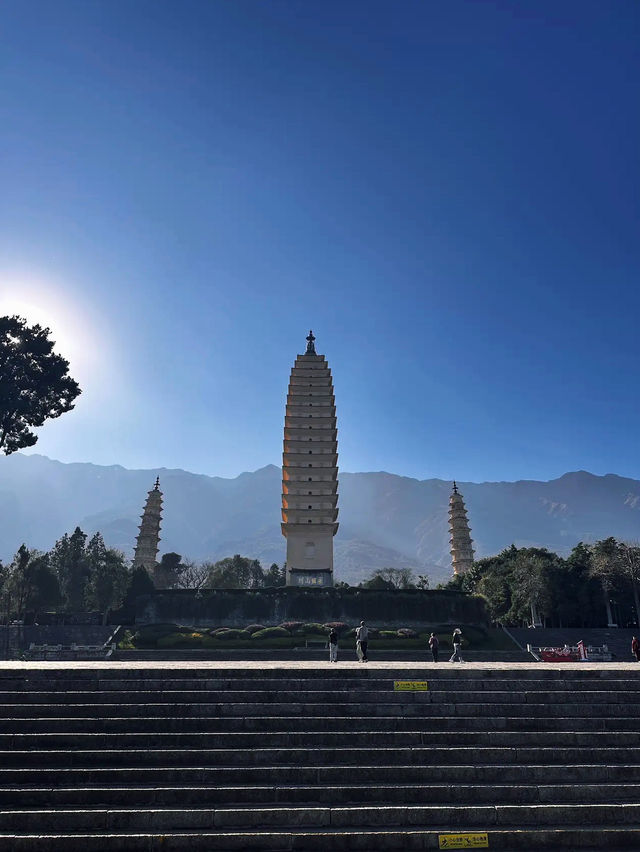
[132, 477, 163, 572]
[281, 331, 339, 587]
[449, 481, 475, 576]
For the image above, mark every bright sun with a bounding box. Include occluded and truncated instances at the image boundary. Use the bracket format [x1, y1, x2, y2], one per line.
[0, 278, 100, 380]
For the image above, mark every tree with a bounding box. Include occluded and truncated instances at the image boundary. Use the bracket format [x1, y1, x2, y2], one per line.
[175, 559, 209, 590]
[263, 562, 286, 587]
[0, 315, 81, 454]
[590, 538, 622, 626]
[84, 534, 129, 623]
[510, 551, 555, 627]
[49, 527, 90, 611]
[619, 542, 640, 627]
[4, 545, 60, 620]
[153, 552, 184, 589]
[360, 567, 416, 590]
[124, 565, 155, 606]
[206, 555, 265, 589]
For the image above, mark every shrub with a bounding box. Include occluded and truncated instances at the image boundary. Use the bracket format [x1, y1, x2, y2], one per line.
[136, 623, 181, 641]
[323, 622, 349, 634]
[397, 628, 417, 638]
[216, 628, 251, 641]
[157, 631, 206, 648]
[117, 630, 135, 650]
[379, 630, 397, 639]
[251, 627, 291, 640]
[302, 622, 326, 635]
[244, 624, 266, 635]
[279, 621, 305, 633]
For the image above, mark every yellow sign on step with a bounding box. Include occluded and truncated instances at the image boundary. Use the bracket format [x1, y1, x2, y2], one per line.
[438, 833, 489, 849]
[393, 680, 428, 691]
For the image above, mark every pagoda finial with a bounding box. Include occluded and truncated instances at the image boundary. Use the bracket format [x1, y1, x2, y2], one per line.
[154, 476, 160, 491]
[452, 480, 458, 494]
[305, 329, 316, 355]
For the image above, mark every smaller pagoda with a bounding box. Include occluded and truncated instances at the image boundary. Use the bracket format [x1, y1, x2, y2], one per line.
[133, 477, 163, 571]
[448, 481, 475, 576]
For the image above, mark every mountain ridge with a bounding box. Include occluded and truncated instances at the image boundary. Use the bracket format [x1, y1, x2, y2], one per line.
[1, 454, 639, 585]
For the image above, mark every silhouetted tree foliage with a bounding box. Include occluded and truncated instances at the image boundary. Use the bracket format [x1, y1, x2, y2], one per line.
[206, 554, 265, 589]
[124, 565, 155, 605]
[3, 545, 60, 619]
[49, 527, 89, 611]
[153, 552, 185, 589]
[263, 562, 286, 587]
[0, 315, 81, 454]
[464, 540, 638, 628]
[360, 567, 418, 590]
[84, 533, 129, 623]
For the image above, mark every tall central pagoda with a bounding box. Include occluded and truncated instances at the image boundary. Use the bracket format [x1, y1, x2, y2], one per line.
[281, 331, 339, 586]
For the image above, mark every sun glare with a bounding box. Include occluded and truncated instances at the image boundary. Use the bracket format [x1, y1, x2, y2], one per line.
[0, 277, 103, 380]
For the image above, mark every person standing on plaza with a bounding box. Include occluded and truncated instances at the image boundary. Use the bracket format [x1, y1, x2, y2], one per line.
[328, 627, 338, 662]
[632, 636, 640, 662]
[356, 621, 369, 662]
[429, 632, 439, 662]
[449, 627, 463, 662]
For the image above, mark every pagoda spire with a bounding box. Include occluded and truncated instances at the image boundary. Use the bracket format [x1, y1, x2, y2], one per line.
[133, 478, 163, 571]
[305, 329, 316, 355]
[448, 481, 474, 576]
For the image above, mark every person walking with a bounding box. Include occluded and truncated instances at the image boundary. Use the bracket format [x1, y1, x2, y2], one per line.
[632, 636, 640, 662]
[356, 621, 369, 662]
[428, 632, 439, 662]
[449, 628, 463, 662]
[328, 628, 338, 662]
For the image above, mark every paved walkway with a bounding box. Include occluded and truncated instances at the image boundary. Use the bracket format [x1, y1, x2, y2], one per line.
[1, 659, 640, 671]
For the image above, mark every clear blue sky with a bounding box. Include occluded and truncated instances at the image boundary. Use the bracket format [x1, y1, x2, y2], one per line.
[2, 1, 639, 482]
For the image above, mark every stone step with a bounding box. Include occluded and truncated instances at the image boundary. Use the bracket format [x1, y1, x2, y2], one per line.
[0, 782, 639, 808]
[0, 827, 639, 851]
[2, 802, 640, 832]
[4, 677, 640, 692]
[4, 688, 634, 704]
[2, 762, 638, 786]
[0, 665, 634, 679]
[2, 714, 639, 733]
[2, 700, 637, 718]
[0, 827, 632, 852]
[3, 745, 640, 768]
[0, 730, 636, 749]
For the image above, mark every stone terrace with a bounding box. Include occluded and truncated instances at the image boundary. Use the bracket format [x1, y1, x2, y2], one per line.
[0, 660, 639, 850]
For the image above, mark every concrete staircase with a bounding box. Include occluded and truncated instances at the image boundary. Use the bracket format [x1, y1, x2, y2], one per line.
[0, 663, 639, 850]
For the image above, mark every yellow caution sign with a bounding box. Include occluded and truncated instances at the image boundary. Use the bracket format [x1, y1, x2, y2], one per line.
[438, 833, 488, 849]
[393, 680, 428, 691]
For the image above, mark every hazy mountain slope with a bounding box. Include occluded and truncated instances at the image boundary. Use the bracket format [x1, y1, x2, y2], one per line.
[1, 454, 639, 585]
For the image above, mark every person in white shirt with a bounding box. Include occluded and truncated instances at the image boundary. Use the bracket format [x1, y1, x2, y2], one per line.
[355, 621, 369, 662]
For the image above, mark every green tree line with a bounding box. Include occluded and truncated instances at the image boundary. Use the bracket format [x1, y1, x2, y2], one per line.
[448, 538, 640, 628]
[0, 533, 288, 623]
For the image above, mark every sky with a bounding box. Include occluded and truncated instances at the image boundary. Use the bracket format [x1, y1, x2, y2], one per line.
[1, 0, 639, 483]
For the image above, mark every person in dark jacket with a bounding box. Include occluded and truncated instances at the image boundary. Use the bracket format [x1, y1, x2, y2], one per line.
[428, 632, 439, 662]
[328, 628, 338, 662]
[632, 636, 640, 662]
[449, 628, 463, 662]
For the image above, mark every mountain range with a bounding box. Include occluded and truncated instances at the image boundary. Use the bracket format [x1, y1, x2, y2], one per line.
[1, 453, 640, 585]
